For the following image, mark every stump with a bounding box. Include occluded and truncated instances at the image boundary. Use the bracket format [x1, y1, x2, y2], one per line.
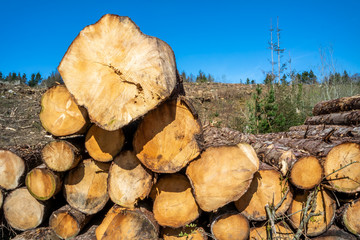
[0, 150, 25, 190]
[25, 164, 62, 200]
[85, 124, 125, 162]
[133, 98, 201, 173]
[64, 159, 110, 214]
[58, 14, 178, 131]
[108, 150, 153, 208]
[42, 140, 82, 172]
[39, 85, 88, 137]
[152, 174, 200, 228]
[186, 143, 259, 212]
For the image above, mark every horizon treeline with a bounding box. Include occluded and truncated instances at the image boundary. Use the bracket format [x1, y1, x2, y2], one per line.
[0, 70, 63, 87]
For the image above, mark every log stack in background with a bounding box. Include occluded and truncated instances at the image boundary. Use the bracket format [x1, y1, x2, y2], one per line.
[1, 14, 360, 240]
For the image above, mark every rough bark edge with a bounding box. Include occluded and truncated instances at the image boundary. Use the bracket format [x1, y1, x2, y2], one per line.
[305, 110, 360, 126]
[11, 227, 60, 240]
[312, 95, 360, 116]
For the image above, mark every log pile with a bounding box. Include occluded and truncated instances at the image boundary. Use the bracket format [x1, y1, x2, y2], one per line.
[1, 14, 360, 240]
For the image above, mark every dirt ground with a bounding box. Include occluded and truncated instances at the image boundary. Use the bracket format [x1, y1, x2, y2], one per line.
[0, 82, 253, 148]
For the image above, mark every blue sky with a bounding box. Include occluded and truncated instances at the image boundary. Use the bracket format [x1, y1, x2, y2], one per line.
[0, 0, 359, 83]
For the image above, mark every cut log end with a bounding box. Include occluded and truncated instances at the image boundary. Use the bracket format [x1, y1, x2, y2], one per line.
[235, 169, 293, 221]
[85, 125, 125, 162]
[11, 227, 60, 240]
[290, 156, 323, 190]
[49, 205, 91, 239]
[95, 205, 159, 240]
[162, 227, 208, 240]
[42, 140, 81, 172]
[4, 187, 46, 231]
[64, 159, 110, 214]
[211, 213, 249, 240]
[58, 14, 178, 131]
[288, 188, 336, 237]
[324, 142, 360, 193]
[108, 150, 153, 208]
[249, 223, 294, 239]
[342, 199, 360, 237]
[134, 98, 201, 173]
[186, 144, 259, 212]
[153, 174, 200, 228]
[39, 85, 88, 137]
[0, 150, 25, 190]
[26, 164, 62, 200]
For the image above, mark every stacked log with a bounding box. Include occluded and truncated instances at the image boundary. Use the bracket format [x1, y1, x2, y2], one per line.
[2, 15, 360, 240]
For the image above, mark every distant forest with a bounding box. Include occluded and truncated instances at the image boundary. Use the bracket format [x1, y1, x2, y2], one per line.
[0, 71, 63, 88]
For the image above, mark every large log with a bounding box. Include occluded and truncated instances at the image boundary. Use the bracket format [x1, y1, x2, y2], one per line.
[42, 140, 82, 172]
[288, 188, 336, 237]
[0, 190, 2, 210]
[305, 110, 360, 126]
[108, 150, 153, 208]
[234, 169, 293, 221]
[134, 98, 201, 173]
[312, 225, 357, 240]
[11, 227, 60, 240]
[312, 95, 360, 116]
[324, 142, 360, 193]
[25, 164, 62, 201]
[152, 174, 200, 228]
[58, 14, 178, 131]
[186, 143, 259, 212]
[85, 124, 125, 162]
[210, 212, 249, 240]
[95, 204, 159, 239]
[39, 85, 89, 137]
[64, 159, 110, 214]
[0, 150, 25, 190]
[3, 187, 49, 231]
[49, 204, 92, 239]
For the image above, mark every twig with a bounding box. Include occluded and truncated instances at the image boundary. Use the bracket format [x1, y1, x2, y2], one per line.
[323, 161, 359, 180]
[265, 204, 277, 237]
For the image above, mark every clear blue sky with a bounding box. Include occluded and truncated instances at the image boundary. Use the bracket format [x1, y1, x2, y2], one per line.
[0, 0, 359, 83]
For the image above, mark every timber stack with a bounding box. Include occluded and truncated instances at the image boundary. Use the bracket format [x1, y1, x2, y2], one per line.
[0, 14, 360, 240]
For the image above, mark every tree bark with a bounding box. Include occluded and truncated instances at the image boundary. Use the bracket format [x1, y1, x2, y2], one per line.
[42, 140, 82, 172]
[312, 95, 360, 116]
[0, 150, 25, 190]
[210, 212, 249, 240]
[290, 156, 323, 190]
[186, 143, 259, 212]
[73, 224, 97, 240]
[39, 85, 89, 137]
[85, 124, 125, 162]
[288, 188, 336, 237]
[305, 110, 360, 126]
[64, 159, 110, 215]
[336, 198, 360, 238]
[11, 227, 60, 240]
[58, 14, 179, 131]
[152, 174, 200, 228]
[25, 164, 62, 201]
[3, 187, 49, 231]
[324, 142, 360, 193]
[0, 190, 3, 210]
[108, 150, 153, 208]
[95, 204, 159, 240]
[288, 125, 360, 139]
[234, 169, 293, 221]
[134, 98, 202, 173]
[49, 204, 92, 239]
